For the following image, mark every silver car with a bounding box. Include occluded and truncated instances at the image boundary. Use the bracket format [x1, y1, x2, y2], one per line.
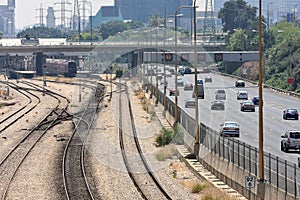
[219, 121, 240, 137]
[184, 98, 196, 108]
[281, 130, 300, 152]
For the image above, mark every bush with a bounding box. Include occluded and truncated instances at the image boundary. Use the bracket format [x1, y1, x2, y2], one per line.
[191, 182, 207, 193]
[155, 127, 175, 146]
[155, 145, 178, 161]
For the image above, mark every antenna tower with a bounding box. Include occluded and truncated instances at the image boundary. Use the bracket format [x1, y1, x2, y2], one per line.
[54, 0, 72, 29]
[36, 3, 46, 26]
[203, 0, 216, 41]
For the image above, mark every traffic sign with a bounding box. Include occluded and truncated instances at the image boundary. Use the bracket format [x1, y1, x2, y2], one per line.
[288, 77, 294, 85]
[245, 176, 255, 188]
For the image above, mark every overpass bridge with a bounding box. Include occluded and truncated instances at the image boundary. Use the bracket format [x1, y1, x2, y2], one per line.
[0, 41, 258, 76]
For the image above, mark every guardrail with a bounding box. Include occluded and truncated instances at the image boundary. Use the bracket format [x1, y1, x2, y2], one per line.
[142, 77, 300, 200]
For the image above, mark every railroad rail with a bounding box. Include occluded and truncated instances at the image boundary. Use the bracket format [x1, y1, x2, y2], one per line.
[0, 82, 70, 199]
[62, 82, 105, 200]
[118, 80, 172, 200]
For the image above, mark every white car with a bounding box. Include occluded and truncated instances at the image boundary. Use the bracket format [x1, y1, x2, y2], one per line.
[219, 121, 240, 137]
[237, 91, 248, 100]
[215, 89, 226, 100]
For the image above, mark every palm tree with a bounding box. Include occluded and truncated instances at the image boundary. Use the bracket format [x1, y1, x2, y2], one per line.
[147, 14, 163, 27]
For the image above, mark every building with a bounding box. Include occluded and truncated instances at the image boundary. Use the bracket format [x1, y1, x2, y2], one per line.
[114, 0, 193, 28]
[90, 6, 123, 28]
[0, 0, 15, 37]
[46, 7, 56, 28]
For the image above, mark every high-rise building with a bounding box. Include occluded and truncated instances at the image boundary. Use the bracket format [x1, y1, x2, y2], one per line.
[0, 0, 15, 37]
[114, 0, 193, 28]
[46, 7, 56, 28]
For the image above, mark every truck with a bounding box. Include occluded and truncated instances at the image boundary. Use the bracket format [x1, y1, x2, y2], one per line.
[192, 81, 204, 99]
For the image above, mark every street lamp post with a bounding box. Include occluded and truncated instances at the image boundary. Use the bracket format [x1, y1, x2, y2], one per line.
[193, 0, 200, 157]
[155, 26, 159, 106]
[43, 65, 46, 96]
[174, 5, 193, 125]
[257, 0, 265, 198]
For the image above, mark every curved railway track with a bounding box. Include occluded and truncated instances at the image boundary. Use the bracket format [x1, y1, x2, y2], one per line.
[62, 83, 105, 200]
[0, 82, 71, 199]
[118, 80, 172, 200]
[0, 81, 41, 134]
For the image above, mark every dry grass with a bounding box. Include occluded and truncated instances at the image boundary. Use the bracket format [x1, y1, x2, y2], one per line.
[155, 144, 178, 161]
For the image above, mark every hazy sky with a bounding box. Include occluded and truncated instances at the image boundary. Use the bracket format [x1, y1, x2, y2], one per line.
[12, 0, 114, 29]
[0, 0, 203, 30]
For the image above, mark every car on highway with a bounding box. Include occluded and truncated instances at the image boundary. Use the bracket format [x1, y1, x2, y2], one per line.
[237, 91, 248, 100]
[169, 68, 175, 75]
[184, 67, 192, 74]
[235, 80, 245, 87]
[177, 78, 184, 87]
[281, 130, 300, 152]
[165, 71, 172, 77]
[240, 100, 255, 112]
[283, 108, 299, 120]
[251, 96, 259, 105]
[219, 121, 240, 137]
[211, 101, 225, 110]
[205, 76, 212, 83]
[185, 98, 196, 108]
[169, 88, 179, 96]
[215, 89, 226, 100]
[184, 83, 193, 91]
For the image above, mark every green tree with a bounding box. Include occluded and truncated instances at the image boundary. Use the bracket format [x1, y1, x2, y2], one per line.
[99, 20, 128, 40]
[147, 14, 163, 27]
[16, 26, 67, 39]
[218, 0, 257, 33]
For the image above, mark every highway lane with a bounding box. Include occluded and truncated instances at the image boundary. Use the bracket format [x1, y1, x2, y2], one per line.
[154, 69, 300, 166]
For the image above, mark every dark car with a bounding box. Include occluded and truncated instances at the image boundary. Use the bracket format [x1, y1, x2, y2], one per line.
[205, 77, 212, 83]
[184, 67, 192, 74]
[240, 100, 255, 112]
[281, 130, 300, 152]
[235, 80, 245, 87]
[169, 88, 179, 96]
[283, 108, 299, 120]
[211, 101, 225, 110]
[251, 96, 259, 105]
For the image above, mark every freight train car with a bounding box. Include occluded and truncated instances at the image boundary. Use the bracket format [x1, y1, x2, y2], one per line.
[44, 59, 77, 77]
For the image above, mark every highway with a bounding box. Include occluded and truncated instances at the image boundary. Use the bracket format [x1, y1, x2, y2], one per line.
[153, 68, 300, 166]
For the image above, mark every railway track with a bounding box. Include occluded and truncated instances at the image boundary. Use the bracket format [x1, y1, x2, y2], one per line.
[62, 82, 105, 200]
[118, 80, 172, 200]
[0, 81, 40, 134]
[0, 82, 71, 199]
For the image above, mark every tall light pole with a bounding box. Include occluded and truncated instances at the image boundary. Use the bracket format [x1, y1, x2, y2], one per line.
[267, 2, 273, 30]
[257, 0, 265, 198]
[174, 5, 193, 125]
[155, 26, 159, 105]
[193, 0, 200, 156]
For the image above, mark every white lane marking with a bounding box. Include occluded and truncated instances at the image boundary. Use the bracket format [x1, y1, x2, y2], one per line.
[244, 132, 248, 136]
[254, 139, 258, 143]
[266, 146, 272, 150]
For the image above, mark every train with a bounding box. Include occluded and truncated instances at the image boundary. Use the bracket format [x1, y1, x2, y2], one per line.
[44, 59, 77, 77]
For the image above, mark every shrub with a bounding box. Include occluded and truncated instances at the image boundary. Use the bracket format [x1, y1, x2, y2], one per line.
[155, 127, 175, 146]
[155, 145, 178, 161]
[191, 182, 208, 193]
